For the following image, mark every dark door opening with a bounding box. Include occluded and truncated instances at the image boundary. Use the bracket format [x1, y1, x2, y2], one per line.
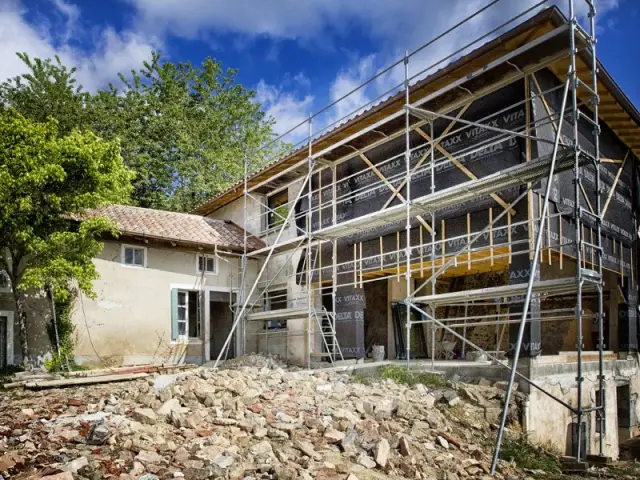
[210, 295, 235, 361]
[617, 384, 632, 442]
[0, 316, 7, 369]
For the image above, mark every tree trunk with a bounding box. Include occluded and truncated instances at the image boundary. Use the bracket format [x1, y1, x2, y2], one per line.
[12, 290, 31, 369]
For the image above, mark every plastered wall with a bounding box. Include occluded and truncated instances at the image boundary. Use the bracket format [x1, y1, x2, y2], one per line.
[0, 291, 52, 365]
[72, 241, 254, 367]
[526, 355, 640, 459]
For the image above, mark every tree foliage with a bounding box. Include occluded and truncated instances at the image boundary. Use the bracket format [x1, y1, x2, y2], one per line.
[1, 51, 281, 212]
[0, 54, 90, 137]
[0, 109, 134, 365]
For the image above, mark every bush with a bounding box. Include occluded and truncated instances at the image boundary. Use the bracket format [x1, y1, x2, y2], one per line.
[44, 287, 88, 372]
[380, 365, 449, 388]
[499, 435, 560, 472]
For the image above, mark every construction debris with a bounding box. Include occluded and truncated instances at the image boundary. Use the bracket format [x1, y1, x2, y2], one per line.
[3, 364, 196, 390]
[0, 356, 532, 479]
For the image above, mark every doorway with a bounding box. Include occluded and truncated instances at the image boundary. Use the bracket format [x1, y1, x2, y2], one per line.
[0, 315, 7, 369]
[209, 292, 235, 361]
[617, 384, 632, 442]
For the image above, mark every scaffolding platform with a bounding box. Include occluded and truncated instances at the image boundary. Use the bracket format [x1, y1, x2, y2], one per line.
[313, 148, 578, 240]
[247, 308, 309, 322]
[412, 277, 595, 306]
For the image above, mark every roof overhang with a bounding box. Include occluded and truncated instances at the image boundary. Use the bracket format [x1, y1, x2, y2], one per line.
[193, 6, 640, 216]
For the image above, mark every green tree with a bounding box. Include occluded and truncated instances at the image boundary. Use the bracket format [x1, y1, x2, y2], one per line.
[90, 52, 277, 211]
[1, 51, 281, 212]
[0, 53, 90, 136]
[0, 109, 133, 367]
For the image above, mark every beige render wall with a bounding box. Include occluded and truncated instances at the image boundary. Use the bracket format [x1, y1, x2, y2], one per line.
[208, 180, 313, 365]
[72, 240, 251, 367]
[0, 291, 52, 366]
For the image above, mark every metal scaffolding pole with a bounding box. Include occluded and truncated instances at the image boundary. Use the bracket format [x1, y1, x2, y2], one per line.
[586, 0, 606, 455]
[227, 2, 610, 469]
[213, 168, 314, 369]
[404, 51, 412, 368]
[490, 74, 571, 474]
[569, 0, 585, 461]
[307, 114, 314, 369]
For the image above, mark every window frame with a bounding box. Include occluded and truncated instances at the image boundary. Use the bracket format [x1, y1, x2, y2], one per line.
[265, 288, 288, 330]
[175, 289, 201, 342]
[121, 244, 147, 268]
[266, 189, 289, 232]
[196, 254, 218, 276]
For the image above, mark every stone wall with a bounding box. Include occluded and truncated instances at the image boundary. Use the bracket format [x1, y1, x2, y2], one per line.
[527, 354, 640, 460]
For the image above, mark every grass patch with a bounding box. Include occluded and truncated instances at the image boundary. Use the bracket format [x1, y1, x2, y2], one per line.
[499, 435, 560, 473]
[380, 365, 449, 388]
[350, 373, 373, 385]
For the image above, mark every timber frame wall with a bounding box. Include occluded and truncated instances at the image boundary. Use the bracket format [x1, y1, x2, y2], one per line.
[206, 1, 640, 469]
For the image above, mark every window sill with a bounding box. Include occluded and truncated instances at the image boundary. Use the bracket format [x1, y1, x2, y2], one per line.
[121, 264, 146, 269]
[197, 271, 219, 277]
[261, 225, 290, 238]
[173, 338, 203, 345]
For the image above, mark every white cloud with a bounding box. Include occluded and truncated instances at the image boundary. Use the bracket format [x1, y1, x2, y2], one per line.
[0, 0, 620, 138]
[0, 0, 159, 91]
[50, 0, 79, 42]
[255, 79, 314, 143]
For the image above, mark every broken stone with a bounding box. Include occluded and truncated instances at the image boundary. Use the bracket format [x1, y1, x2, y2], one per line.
[250, 440, 273, 457]
[398, 436, 411, 456]
[437, 436, 450, 449]
[136, 450, 166, 465]
[157, 398, 181, 416]
[132, 407, 158, 425]
[41, 473, 74, 480]
[374, 439, 390, 468]
[212, 455, 234, 468]
[340, 429, 359, 454]
[294, 439, 321, 460]
[357, 453, 376, 469]
[443, 390, 460, 406]
[63, 456, 88, 474]
[86, 424, 110, 445]
[323, 428, 345, 444]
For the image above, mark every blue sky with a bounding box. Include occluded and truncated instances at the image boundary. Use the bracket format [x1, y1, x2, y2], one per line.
[0, 0, 638, 144]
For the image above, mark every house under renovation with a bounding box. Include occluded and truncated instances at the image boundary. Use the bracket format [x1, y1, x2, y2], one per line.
[0, 0, 638, 467]
[190, 3, 640, 465]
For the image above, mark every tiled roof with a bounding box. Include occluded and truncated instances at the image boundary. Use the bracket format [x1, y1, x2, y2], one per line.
[83, 204, 264, 252]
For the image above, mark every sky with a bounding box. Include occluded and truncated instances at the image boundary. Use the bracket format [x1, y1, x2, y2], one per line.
[0, 0, 638, 145]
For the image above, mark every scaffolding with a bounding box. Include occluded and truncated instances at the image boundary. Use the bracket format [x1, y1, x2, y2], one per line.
[209, 0, 630, 470]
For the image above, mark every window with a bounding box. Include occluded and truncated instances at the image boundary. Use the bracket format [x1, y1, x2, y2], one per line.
[173, 289, 201, 340]
[265, 288, 287, 329]
[197, 255, 217, 275]
[267, 190, 289, 231]
[122, 245, 146, 267]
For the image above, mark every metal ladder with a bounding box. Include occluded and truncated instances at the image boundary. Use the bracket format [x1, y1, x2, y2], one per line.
[306, 246, 344, 365]
[311, 305, 344, 365]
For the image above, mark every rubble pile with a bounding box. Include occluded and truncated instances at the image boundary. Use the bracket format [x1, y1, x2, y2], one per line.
[0, 359, 526, 480]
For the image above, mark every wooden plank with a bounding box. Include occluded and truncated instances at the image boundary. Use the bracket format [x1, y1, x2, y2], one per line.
[507, 211, 512, 264]
[416, 128, 515, 215]
[357, 152, 433, 233]
[467, 213, 471, 270]
[441, 219, 446, 266]
[602, 151, 629, 218]
[384, 103, 473, 209]
[489, 208, 494, 267]
[25, 372, 150, 390]
[559, 213, 563, 269]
